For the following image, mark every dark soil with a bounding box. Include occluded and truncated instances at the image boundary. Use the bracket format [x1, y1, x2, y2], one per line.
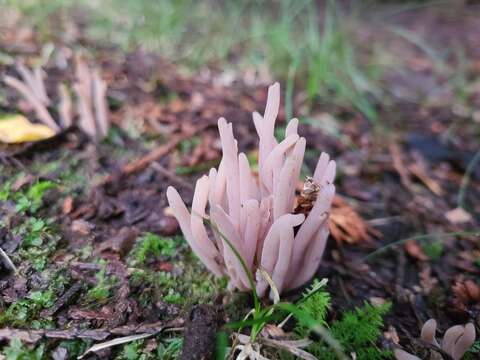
[180, 305, 219, 360]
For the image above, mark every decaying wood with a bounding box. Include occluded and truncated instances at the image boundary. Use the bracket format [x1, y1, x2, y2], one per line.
[0, 319, 183, 344]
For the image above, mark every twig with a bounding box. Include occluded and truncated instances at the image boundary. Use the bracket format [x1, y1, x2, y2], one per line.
[100, 122, 213, 186]
[0, 246, 17, 274]
[78, 333, 155, 359]
[78, 321, 183, 359]
[389, 142, 414, 193]
[151, 162, 194, 190]
[0, 319, 183, 344]
[40, 281, 84, 317]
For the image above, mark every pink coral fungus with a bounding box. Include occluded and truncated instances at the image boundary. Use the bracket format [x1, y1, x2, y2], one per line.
[166, 83, 336, 298]
[394, 319, 476, 360]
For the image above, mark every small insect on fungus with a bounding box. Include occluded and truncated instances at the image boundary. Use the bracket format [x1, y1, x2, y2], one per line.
[294, 176, 322, 216]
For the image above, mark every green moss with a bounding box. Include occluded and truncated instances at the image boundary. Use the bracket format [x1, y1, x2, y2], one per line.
[13, 217, 60, 271]
[2, 338, 44, 360]
[129, 265, 217, 306]
[86, 260, 117, 303]
[131, 233, 179, 264]
[0, 270, 69, 328]
[0, 178, 56, 215]
[177, 136, 200, 155]
[296, 287, 330, 333]
[422, 241, 444, 260]
[301, 302, 393, 360]
[128, 234, 225, 307]
[156, 337, 183, 359]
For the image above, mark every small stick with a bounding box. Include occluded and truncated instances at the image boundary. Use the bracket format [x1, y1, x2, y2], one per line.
[100, 122, 213, 185]
[0, 246, 17, 274]
[151, 161, 194, 190]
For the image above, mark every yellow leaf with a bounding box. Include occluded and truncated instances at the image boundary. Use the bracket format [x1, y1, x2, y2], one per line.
[0, 114, 55, 143]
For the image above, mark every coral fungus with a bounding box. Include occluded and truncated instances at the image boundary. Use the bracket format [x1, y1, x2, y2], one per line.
[167, 83, 336, 298]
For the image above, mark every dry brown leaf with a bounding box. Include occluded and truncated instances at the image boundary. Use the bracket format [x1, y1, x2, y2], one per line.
[452, 279, 480, 304]
[62, 196, 74, 215]
[329, 195, 381, 244]
[97, 227, 139, 257]
[450, 278, 480, 316]
[389, 142, 414, 191]
[261, 324, 288, 339]
[408, 163, 443, 196]
[404, 240, 428, 261]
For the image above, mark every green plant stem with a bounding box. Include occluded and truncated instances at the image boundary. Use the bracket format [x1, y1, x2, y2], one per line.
[458, 149, 480, 209]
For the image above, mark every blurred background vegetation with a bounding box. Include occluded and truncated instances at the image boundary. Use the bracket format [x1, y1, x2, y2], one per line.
[0, 0, 473, 126]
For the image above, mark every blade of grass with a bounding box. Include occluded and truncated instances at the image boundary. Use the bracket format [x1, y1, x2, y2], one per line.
[207, 217, 260, 315]
[216, 331, 228, 360]
[363, 231, 480, 262]
[457, 149, 480, 210]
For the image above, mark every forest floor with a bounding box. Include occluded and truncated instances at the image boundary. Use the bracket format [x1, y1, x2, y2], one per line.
[0, 2, 479, 359]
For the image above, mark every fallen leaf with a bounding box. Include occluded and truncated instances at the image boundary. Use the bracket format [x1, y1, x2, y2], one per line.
[408, 162, 443, 196]
[452, 279, 480, 304]
[445, 207, 472, 224]
[0, 114, 55, 143]
[71, 219, 95, 236]
[261, 324, 288, 339]
[155, 262, 174, 272]
[450, 278, 480, 317]
[404, 240, 428, 261]
[329, 195, 381, 244]
[62, 196, 74, 215]
[97, 227, 138, 257]
[78, 333, 157, 358]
